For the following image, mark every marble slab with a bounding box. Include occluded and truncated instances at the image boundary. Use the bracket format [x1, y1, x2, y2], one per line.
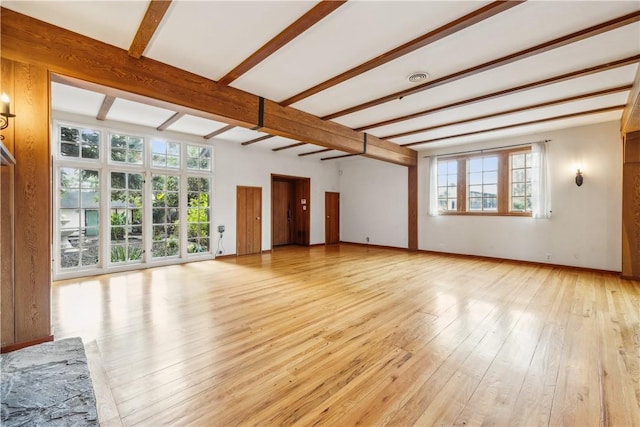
[1, 337, 98, 426]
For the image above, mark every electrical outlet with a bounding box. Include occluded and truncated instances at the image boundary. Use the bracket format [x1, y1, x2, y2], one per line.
[217, 250, 223, 255]
[545, 253, 552, 261]
[217, 225, 225, 233]
[366, 236, 370, 243]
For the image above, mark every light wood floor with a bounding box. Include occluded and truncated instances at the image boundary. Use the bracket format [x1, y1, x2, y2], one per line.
[52, 244, 640, 426]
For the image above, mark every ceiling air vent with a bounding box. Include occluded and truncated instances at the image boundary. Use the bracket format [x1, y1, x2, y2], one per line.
[408, 72, 429, 83]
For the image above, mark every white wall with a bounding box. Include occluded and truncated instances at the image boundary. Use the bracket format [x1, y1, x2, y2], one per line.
[214, 142, 339, 254]
[338, 158, 408, 248]
[418, 121, 623, 271]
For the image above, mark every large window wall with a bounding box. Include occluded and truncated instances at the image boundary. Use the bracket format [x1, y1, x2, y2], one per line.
[54, 121, 213, 279]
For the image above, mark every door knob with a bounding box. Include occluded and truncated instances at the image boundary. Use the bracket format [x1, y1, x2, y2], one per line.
[256, 217, 260, 220]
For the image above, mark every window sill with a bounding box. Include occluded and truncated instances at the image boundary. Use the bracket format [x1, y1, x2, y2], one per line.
[437, 211, 532, 217]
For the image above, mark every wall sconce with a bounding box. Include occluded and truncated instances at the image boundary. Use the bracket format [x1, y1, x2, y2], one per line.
[575, 169, 584, 187]
[0, 93, 16, 141]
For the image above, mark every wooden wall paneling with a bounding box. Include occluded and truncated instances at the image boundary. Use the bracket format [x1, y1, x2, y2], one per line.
[408, 165, 418, 251]
[622, 130, 640, 279]
[0, 163, 15, 346]
[12, 61, 52, 345]
[0, 59, 16, 347]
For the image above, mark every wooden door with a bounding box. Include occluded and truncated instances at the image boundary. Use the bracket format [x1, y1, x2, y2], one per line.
[236, 186, 262, 256]
[272, 180, 292, 246]
[325, 192, 340, 245]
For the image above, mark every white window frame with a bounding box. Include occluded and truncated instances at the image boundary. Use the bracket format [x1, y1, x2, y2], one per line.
[53, 119, 214, 280]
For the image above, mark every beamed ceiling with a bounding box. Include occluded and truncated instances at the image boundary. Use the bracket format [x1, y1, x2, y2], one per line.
[2, 0, 640, 162]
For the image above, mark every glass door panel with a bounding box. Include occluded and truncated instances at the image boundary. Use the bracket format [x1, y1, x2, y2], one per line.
[151, 174, 180, 259]
[59, 167, 100, 270]
[110, 171, 144, 264]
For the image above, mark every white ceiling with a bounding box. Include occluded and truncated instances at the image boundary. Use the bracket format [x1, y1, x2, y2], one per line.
[5, 0, 640, 159]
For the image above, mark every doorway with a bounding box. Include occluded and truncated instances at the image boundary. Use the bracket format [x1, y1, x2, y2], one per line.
[236, 186, 262, 256]
[271, 175, 310, 248]
[325, 192, 340, 244]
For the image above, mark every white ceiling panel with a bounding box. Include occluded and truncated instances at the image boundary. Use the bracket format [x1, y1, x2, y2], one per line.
[391, 94, 628, 145]
[167, 115, 228, 136]
[2, 1, 148, 49]
[210, 126, 268, 145]
[291, 2, 640, 117]
[413, 110, 623, 151]
[331, 25, 639, 124]
[331, 23, 640, 130]
[145, 1, 319, 81]
[231, 0, 490, 101]
[51, 82, 104, 117]
[107, 98, 175, 129]
[368, 65, 639, 138]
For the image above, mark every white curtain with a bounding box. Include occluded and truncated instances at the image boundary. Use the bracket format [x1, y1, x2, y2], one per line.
[428, 156, 439, 216]
[531, 141, 551, 219]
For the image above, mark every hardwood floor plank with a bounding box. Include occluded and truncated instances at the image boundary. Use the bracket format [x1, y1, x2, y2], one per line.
[51, 245, 639, 426]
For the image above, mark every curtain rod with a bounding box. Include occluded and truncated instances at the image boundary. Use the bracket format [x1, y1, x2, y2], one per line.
[423, 139, 551, 159]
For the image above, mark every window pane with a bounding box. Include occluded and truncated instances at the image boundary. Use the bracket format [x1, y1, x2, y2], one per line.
[483, 197, 497, 210]
[152, 153, 167, 167]
[469, 198, 482, 210]
[484, 184, 497, 197]
[469, 172, 482, 185]
[437, 163, 447, 175]
[168, 143, 180, 155]
[152, 140, 166, 154]
[483, 156, 498, 170]
[187, 145, 212, 171]
[61, 126, 100, 160]
[513, 183, 525, 197]
[512, 154, 525, 169]
[512, 197, 525, 211]
[483, 171, 497, 184]
[111, 134, 144, 165]
[469, 185, 482, 195]
[469, 158, 482, 173]
[512, 169, 525, 183]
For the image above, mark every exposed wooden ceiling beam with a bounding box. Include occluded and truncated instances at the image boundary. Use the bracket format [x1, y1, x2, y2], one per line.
[299, 148, 332, 157]
[273, 142, 307, 151]
[204, 124, 236, 140]
[218, 0, 346, 86]
[156, 112, 183, 131]
[128, 0, 172, 59]
[403, 105, 626, 147]
[2, 8, 416, 166]
[241, 135, 275, 146]
[96, 95, 115, 121]
[281, 0, 523, 106]
[384, 85, 633, 140]
[357, 54, 640, 132]
[323, 11, 640, 120]
[621, 64, 640, 134]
